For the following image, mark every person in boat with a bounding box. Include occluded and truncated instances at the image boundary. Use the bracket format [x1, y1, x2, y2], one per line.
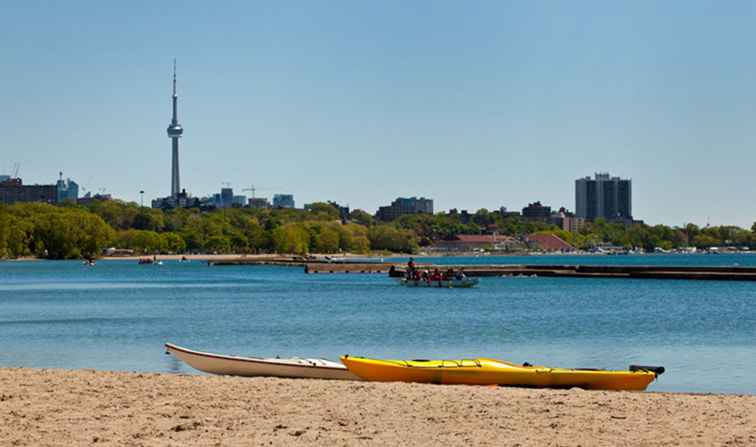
[430, 268, 442, 282]
[406, 257, 417, 279]
[443, 268, 454, 280]
[454, 269, 467, 280]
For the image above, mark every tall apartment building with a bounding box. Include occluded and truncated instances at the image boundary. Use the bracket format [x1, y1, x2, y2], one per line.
[375, 197, 434, 221]
[56, 173, 79, 203]
[575, 173, 632, 220]
[220, 188, 234, 208]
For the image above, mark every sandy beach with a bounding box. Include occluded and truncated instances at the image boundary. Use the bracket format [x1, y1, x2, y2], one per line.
[1, 368, 754, 446]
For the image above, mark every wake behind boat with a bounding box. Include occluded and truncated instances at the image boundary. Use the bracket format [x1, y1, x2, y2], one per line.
[165, 343, 359, 380]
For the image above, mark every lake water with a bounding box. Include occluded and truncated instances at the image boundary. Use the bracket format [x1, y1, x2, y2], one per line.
[1, 254, 754, 394]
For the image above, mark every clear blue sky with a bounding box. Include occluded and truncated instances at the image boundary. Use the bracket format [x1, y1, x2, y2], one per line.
[1, 1, 754, 227]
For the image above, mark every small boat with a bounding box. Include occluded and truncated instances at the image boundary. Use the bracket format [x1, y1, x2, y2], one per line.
[399, 278, 479, 288]
[165, 343, 359, 380]
[340, 356, 664, 391]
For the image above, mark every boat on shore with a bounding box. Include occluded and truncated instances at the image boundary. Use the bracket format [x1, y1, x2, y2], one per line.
[165, 343, 359, 380]
[399, 278, 479, 288]
[340, 356, 664, 391]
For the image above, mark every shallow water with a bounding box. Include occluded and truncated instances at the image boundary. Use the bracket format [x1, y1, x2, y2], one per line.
[0, 254, 754, 394]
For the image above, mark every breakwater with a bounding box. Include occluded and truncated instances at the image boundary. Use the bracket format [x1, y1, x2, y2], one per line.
[206, 256, 756, 280]
[305, 262, 756, 281]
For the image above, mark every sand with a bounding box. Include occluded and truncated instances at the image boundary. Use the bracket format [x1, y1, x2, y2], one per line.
[1, 368, 754, 446]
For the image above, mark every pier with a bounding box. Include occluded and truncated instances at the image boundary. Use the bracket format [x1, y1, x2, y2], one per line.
[303, 262, 756, 281]
[207, 257, 756, 281]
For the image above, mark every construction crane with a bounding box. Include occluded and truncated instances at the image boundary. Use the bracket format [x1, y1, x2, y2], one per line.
[242, 185, 277, 199]
[11, 163, 20, 179]
[242, 185, 257, 198]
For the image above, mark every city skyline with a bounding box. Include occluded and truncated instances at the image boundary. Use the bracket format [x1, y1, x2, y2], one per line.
[2, 2, 755, 227]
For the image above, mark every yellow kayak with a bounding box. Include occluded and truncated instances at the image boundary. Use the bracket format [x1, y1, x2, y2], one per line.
[340, 356, 664, 391]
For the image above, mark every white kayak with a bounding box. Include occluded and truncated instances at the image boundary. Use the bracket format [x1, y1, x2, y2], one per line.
[399, 277, 480, 288]
[165, 343, 359, 380]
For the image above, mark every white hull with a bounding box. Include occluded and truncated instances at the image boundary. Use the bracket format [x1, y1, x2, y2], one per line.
[399, 278, 479, 288]
[165, 343, 359, 380]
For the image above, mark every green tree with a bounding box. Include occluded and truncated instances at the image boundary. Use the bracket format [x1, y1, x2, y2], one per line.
[161, 232, 187, 253]
[692, 234, 719, 248]
[309, 223, 340, 253]
[271, 223, 310, 254]
[115, 229, 165, 254]
[368, 225, 418, 253]
[349, 209, 374, 227]
[133, 209, 165, 232]
[338, 223, 370, 253]
[306, 202, 340, 220]
[205, 235, 232, 254]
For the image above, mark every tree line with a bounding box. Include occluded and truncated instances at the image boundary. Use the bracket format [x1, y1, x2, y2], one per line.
[0, 201, 753, 259]
[0, 201, 417, 259]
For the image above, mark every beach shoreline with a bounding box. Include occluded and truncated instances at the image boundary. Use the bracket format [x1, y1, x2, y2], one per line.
[1, 368, 754, 446]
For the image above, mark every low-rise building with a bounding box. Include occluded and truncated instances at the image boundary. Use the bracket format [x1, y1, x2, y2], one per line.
[549, 207, 586, 233]
[0, 178, 57, 205]
[522, 201, 552, 221]
[498, 206, 522, 219]
[78, 192, 113, 205]
[376, 196, 433, 221]
[151, 189, 199, 209]
[248, 197, 270, 209]
[526, 233, 575, 252]
[431, 234, 519, 252]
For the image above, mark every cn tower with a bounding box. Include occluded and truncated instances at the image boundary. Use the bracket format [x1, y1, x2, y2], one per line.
[166, 59, 184, 198]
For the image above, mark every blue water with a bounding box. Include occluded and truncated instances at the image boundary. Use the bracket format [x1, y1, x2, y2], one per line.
[1, 254, 755, 394]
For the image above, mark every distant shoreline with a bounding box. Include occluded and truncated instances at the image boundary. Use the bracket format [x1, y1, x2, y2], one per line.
[2, 250, 754, 263]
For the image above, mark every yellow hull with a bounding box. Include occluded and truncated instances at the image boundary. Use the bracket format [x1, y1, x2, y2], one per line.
[340, 356, 660, 391]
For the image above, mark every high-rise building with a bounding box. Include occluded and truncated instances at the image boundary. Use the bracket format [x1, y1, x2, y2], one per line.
[273, 194, 295, 209]
[220, 188, 234, 208]
[166, 59, 184, 199]
[55, 172, 79, 203]
[232, 195, 247, 207]
[375, 197, 434, 221]
[575, 173, 632, 221]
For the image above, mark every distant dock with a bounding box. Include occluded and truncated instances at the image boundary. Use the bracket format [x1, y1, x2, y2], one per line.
[305, 262, 756, 281]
